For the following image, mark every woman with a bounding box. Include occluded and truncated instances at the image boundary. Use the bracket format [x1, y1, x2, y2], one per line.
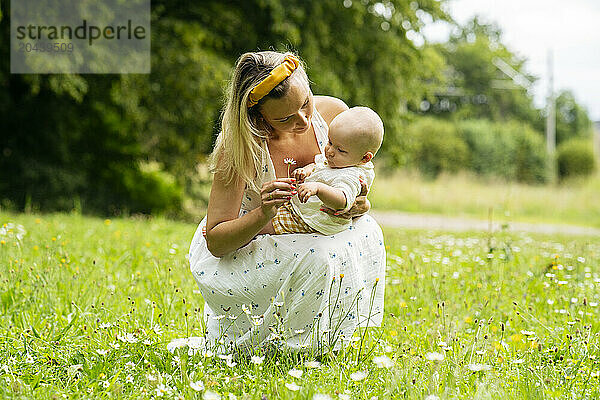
[188, 51, 385, 354]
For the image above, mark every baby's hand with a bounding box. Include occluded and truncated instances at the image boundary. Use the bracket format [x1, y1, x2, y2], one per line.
[292, 167, 309, 184]
[297, 182, 320, 203]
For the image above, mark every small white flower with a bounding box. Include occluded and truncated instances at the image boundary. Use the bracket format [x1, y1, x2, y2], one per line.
[437, 341, 448, 348]
[204, 390, 221, 400]
[425, 352, 444, 362]
[520, 330, 535, 336]
[96, 349, 109, 356]
[285, 382, 301, 391]
[288, 368, 303, 378]
[273, 301, 284, 307]
[117, 333, 138, 343]
[294, 329, 305, 334]
[125, 375, 134, 384]
[339, 395, 351, 400]
[372, 355, 394, 368]
[146, 373, 157, 381]
[467, 363, 491, 372]
[190, 381, 205, 391]
[156, 384, 171, 397]
[125, 361, 136, 368]
[143, 339, 151, 346]
[512, 359, 524, 364]
[101, 380, 110, 388]
[305, 360, 321, 369]
[242, 304, 251, 315]
[99, 322, 112, 329]
[251, 356, 265, 365]
[313, 394, 332, 400]
[251, 315, 264, 326]
[577, 257, 585, 263]
[153, 325, 163, 335]
[167, 338, 189, 353]
[227, 314, 238, 320]
[349, 371, 367, 381]
[212, 314, 226, 320]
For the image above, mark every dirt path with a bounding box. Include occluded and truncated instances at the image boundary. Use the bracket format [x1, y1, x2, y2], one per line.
[369, 210, 600, 236]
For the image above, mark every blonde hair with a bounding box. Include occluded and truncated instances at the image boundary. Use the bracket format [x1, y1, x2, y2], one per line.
[209, 51, 309, 190]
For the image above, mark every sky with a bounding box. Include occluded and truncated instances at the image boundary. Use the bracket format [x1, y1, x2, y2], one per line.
[421, 0, 600, 121]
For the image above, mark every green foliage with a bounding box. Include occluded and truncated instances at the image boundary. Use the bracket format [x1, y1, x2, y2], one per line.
[406, 118, 469, 177]
[557, 138, 597, 179]
[424, 18, 543, 132]
[457, 119, 548, 183]
[555, 90, 593, 145]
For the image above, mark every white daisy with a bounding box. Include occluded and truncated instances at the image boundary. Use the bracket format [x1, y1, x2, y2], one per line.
[190, 381, 205, 391]
[349, 371, 367, 381]
[285, 382, 301, 391]
[288, 368, 303, 379]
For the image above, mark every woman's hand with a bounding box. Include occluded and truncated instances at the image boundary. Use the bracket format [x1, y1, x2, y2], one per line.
[260, 178, 297, 218]
[320, 178, 370, 219]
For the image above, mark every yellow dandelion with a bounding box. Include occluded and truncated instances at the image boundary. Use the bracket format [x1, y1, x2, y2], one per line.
[35, 218, 41, 224]
[52, 237, 56, 241]
[104, 219, 111, 226]
[33, 245, 39, 251]
[464, 316, 473, 324]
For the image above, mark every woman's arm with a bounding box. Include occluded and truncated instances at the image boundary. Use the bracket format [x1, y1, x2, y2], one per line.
[205, 171, 295, 257]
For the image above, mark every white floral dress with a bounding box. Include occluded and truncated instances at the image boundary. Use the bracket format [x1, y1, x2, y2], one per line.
[188, 108, 386, 353]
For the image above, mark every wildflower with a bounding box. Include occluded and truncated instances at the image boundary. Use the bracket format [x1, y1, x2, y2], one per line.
[273, 301, 284, 307]
[190, 381, 205, 391]
[251, 315, 264, 326]
[425, 352, 444, 362]
[294, 329, 305, 334]
[251, 356, 265, 365]
[96, 349, 109, 356]
[125, 361, 136, 368]
[520, 330, 535, 336]
[242, 304, 251, 315]
[305, 361, 321, 369]
[373, 355, 394, 368]
[339, 395, 351, 400]
[153, 325, 163, 335]
[283, 158, 297, 177]
[212, 314, 226, 320]
[467, 363, 491, 372]
[117, 333, 138, 343]
[313, 394, 332, 400]
[349, 371, 367, 381]
[577, 257, 585, 263]
[101, 380, 110, 388]
[512, 359, 524, 364]
[125, 375, 134, 384]
[285, 382, 301, 391]
[204, 390, 221, 400]
[156, 384, 171, 397]
[288, 369, 303, 379]
[146, 373, 157, 381]
[143, 339, 151, 345]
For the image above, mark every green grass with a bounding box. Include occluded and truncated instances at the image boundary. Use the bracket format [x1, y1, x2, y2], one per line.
[370, 170, 600, 228]
[1, 210, 599, 399]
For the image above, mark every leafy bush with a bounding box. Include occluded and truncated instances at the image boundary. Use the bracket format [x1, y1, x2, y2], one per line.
[406, 118, 469, 177]
[457, 119, 548, 183]
[557, 139, 597, 179]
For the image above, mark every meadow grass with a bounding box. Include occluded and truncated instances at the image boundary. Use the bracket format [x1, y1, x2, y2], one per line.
[0, 210, 599, 399]
[369, 170, 600, 228]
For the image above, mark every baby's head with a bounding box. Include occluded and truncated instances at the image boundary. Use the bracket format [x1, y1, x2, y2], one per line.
[324, 106, 384, 168]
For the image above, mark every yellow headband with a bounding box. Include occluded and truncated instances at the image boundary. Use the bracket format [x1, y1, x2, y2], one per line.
[247, 55, 300, 108]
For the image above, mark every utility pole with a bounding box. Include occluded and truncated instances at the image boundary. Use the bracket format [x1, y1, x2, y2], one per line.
[546, 50, 556, 181]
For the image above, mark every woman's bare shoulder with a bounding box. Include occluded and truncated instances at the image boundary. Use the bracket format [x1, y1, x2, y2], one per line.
[314, 95, 349, 126]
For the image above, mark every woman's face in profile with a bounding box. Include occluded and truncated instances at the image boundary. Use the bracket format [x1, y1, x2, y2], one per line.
[260, 75, 313, 135]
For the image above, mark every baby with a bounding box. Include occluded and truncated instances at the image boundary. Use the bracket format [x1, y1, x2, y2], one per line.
[264, 106, 383, 236]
